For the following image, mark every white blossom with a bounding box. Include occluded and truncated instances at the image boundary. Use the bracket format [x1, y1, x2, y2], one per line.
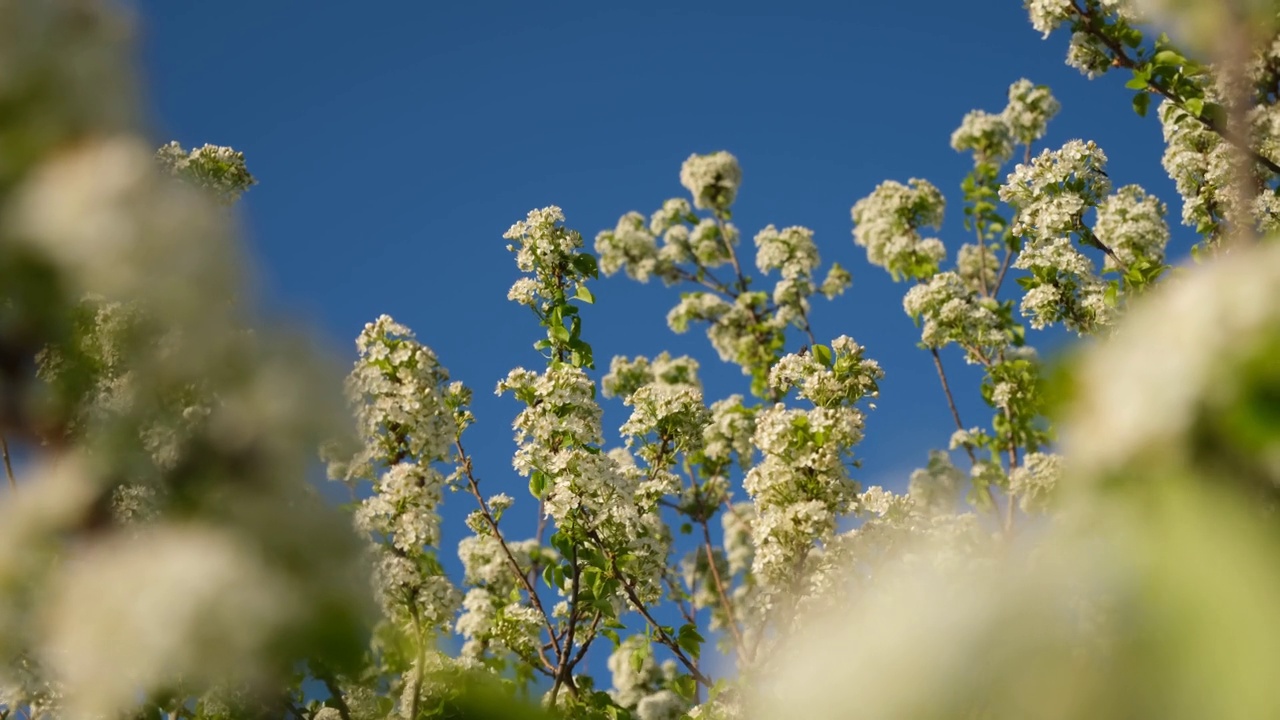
[680, 151, 743, 213]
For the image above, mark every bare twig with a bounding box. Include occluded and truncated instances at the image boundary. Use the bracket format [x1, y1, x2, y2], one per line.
[2, 434, 16, 490]
[589, 529, 713, 687]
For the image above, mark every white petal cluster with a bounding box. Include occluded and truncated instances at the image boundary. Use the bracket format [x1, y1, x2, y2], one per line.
[702, 395, 758, 476]
[595, 211, 669, 282]
[154, 141, 255, 205]
[498, 365, 603, 478]
[332, 317, 459, 552]
[767, 336, 883, 408]
[755, 224, 827, 327]
[1025, 0, 1072, 37]
[744, 404, 865, 598]
[1008, 451, 1063, 512]
[371, 549, 461, 630]
[1158, 99, 1234, 239]
[1066, 31, 1113, 78]
[1065, 240, 1280, 484]
[602, 352, 702, 400]
[327, 316, 465, 630]
[1002, 79, 1061, 145]
[818, 262, 853, 299]
[600, 213, 739, 283]
[1000, 141, 1118, 333]
[503, 206, 582, 273]
[650, 197, 694, 235]
[850, 179, 947, 281]
[607, 635, 684, 712]
[619, 384, 712, 463]
[679, 151, 743, 214]
[721, 502, 757, 576]
[1000, 140, 1111, 240]
[637, 690, 688, 720]
[1093, 185, 1170, 271]
[498, 366, 668, 599]
[955, 242, 999, 293]
[950, 110, 1014, 165]
[754, 225, 819, 281]
[691, 219, 738, 268]
[907, 450, 966, 515]
[667, 291, 783, 375]
[43, 524, 293, 719]
[902, 272, 1009, 359]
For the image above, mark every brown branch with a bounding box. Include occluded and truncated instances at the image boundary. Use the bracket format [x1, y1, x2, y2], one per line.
[929, 349, 978, 467]
[1, 434, 15, 490]
[1067, 0, 1280, 176]
[588, 528, 713, 687]
[455, 439, 560, 674]
[992, 240, 1016, 297]
[549, 547, 582, 705]
[564, 612, 602, 676]
[698, 520, 746, 657]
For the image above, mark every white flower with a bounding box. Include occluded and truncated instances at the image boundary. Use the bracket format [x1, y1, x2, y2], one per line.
[680, 151, 743, 212]
[851, 178, 947, 281]
[1065, 240, 1280, 483]
[950, 110, 1014, 164]
[1002, 79, 1060, 145]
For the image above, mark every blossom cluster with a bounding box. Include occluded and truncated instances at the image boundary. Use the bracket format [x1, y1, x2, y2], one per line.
[850, 178, 947, 281]
[902, 272, 1011, 359]
[679, 151, 743, 215]
[154, 141, 256, 205]
[497, 364, 669, 601]
[327, 315, 467, 629]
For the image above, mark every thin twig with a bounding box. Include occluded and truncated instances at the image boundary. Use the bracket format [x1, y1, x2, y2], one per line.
[1002, 406, 1020, 534]
[589, 529, 713, 687]
[929, 349, 978, 467]
[549, 547, 582, 705]
[1, 434, 16, 490]
[455, 439, 560, 674]
[992, 241, 1016, 297]
[699, 519, 746, 657]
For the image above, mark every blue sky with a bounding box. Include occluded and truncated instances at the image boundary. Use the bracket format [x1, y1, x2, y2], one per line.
[129, 0, 1186, 682]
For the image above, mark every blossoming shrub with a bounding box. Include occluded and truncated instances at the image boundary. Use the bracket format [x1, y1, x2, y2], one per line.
[5, 1, 1280, 720]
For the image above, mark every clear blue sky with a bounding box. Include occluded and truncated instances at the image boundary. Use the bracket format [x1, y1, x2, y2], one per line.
[129, 0, 1186, 678]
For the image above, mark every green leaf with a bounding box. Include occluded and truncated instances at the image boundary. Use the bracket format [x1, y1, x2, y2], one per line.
[676, 623, 705, 659]
[574, 285, 595, 304]
[571, 253, 599, 279]
[1133, 92, 1150, 117]
[672, 675, 698, 702]
[529, 471, 548, 499]
[811, 343, 833, 368]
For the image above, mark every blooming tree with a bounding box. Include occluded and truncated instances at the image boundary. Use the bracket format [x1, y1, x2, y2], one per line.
[4, 1, 1280, 720]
